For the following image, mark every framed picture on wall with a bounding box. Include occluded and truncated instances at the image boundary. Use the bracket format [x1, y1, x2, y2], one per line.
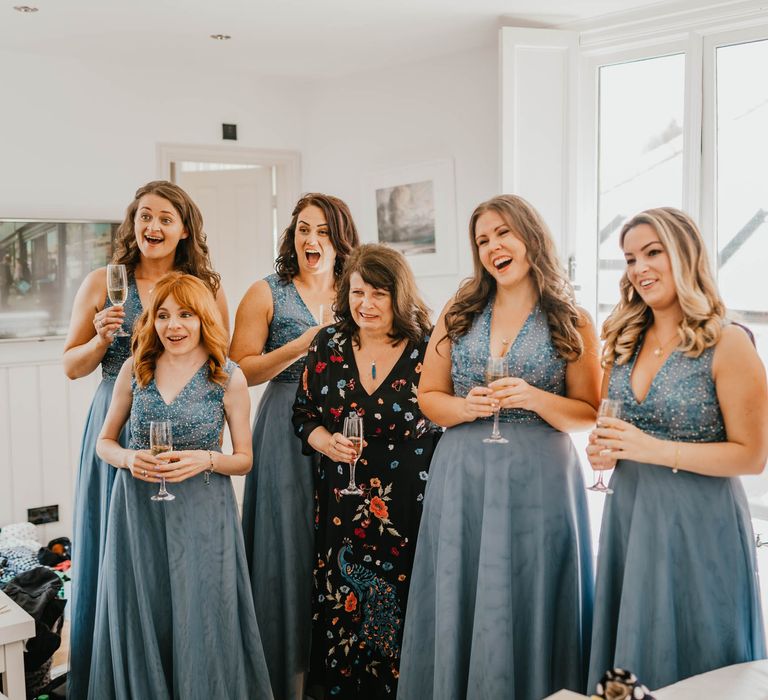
[0, 219, 119, 341]
[362, 159, 457, 277]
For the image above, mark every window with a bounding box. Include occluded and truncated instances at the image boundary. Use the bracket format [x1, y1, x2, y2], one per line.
[596, 53, 686, 325]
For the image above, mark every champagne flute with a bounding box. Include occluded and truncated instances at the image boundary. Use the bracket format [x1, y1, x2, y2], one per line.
[339, 413, 364, 496]
[106, 264, 129, 337]
[483, 356, 509, 444]
[587, 398, 622, 494]
[149, 420, 175, 502]
[315, 303, 325, 325]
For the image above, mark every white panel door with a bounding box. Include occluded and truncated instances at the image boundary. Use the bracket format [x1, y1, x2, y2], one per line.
[176, 167, 276, 509]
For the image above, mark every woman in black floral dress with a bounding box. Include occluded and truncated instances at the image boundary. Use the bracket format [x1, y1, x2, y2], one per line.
[293, 244, 437, 699]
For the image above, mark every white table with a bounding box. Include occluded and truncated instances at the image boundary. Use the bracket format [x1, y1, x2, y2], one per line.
[0, 590, 34, 700]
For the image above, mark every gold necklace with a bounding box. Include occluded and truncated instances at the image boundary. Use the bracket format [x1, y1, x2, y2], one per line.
[650, 327, 678, 358]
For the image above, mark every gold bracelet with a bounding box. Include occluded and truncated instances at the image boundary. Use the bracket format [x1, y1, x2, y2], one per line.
[672, 445, 680, 474]
[204, 450, 215, 485]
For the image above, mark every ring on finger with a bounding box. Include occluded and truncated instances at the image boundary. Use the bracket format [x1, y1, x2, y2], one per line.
[142, 469, 147, 477]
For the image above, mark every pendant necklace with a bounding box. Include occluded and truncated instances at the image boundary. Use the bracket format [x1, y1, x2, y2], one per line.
[650, 327, 678, 358]
[371, 360, 377, 380]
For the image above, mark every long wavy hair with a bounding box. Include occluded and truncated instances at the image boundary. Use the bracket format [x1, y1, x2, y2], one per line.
[602, 207, 726, 366]
[442, 195, 583, 360]
[132, 272, 229, 388]
[112, 180, 221, 295]
[334, 244, 432, 346]
[274, 193, 359, 283]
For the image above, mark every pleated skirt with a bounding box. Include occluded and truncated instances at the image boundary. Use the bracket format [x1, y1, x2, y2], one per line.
[398, 420, 594, 700]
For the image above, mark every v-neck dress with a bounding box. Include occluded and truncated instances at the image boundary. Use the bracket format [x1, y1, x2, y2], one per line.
[241, 273, 318, 700]
[397, 301, 594, 700]
[69, 273, 142, 700]
[292, 326, 438, 699]
[88, 359, 273, 700]
[588, 336, 766, 691]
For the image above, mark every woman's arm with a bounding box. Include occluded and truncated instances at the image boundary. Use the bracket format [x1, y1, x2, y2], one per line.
[229, 279, 320, 386]
[494, 308, 601, 432]
[96, 359, 162, 481]
[215, 286, 230, 338]
[158, 367, 253, 481]
[594, 325, 768, 476]
[417, 302, 497, 428]
[62, 268, 126, 379]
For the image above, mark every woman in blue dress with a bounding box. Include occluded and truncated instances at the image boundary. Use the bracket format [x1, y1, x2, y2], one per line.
[91, 272, 271, 699]
[587, 207, 768, 691]
[62, 180, 227, 699]
[397, 195, 601, 700]
[229, 193, 359, 700]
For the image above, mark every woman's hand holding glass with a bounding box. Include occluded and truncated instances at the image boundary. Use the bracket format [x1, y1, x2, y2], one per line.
[150, 450, 214, 483]
[126, 449, 163, 482]
[591, 415, 663, 465]
[461, 386, 497, 422]
[92, 306, 126, 344]
[490, 376, 541, 412]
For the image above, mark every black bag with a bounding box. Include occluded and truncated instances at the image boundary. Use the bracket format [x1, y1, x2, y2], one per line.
[3, 566, 66, 671]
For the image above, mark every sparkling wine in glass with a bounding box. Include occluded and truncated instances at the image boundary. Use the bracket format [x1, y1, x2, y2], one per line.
[340, 413, 364, 496]
[149, 420, 175, 502]
[483, 356, 509, 444]
[587, 398, 622, 495]
[106, 264, 129, 337]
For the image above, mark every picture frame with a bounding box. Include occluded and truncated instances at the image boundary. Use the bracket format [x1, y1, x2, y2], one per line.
[361, 159, 457, 277]
[0, 219, 119, 341]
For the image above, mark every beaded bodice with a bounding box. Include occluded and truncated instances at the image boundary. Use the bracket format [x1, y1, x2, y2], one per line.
[264, 274, 317, 383]
[101, 273, 143, 380]
[451, 300, 566, 424]
[128, 359, 235, 452]
[608, 339, 726, 442]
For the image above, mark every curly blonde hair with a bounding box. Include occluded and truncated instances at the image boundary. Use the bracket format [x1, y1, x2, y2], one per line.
[601, 207, 726, 366]
[132, 272, 229, 388]
[442, 194, 584, 361]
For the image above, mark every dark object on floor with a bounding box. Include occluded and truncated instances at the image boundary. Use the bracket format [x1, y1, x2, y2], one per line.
[37, 538, 71, 567]
[4, 566, 66, 675]
[592, 668, 656, 700]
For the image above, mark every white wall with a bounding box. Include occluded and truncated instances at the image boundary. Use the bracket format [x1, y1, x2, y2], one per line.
[0, 49, 308, 537]
[0, 44, 499, 539]
[301, 45, 500, 314]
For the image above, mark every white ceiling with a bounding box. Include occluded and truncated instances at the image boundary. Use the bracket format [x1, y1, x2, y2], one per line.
[1, 0, 680, 78]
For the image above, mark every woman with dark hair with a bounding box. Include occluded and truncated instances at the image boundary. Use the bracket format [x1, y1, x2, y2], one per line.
[397, 195, 601, 700]
[292, 243, 437, 699]
[230, 193, 359, 700]
[91, 272, 271, 699]
[587, 208, 767, 690]
[62, 180, 227, 698]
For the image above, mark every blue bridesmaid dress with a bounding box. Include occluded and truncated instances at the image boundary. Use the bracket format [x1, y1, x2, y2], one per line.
[241, 274, 317, 700]
[88, 359, 273, 699]
[398, 302, 594, 700]
[68, 275, 141, 700]
[588, 336, 766, 691]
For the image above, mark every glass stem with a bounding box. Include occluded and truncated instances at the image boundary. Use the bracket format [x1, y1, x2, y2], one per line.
[491, 409, 501, 438]
[159, 476, 168, 496]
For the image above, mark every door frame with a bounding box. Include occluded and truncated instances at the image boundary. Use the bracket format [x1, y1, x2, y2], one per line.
[156, 143, 302, 229]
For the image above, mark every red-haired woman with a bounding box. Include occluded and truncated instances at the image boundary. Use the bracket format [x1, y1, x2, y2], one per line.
[91, 272, 270, 699]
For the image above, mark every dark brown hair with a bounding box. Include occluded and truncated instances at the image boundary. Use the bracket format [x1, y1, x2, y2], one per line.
[132, 272, 229, 388]
[334, 244, 432, 346]
[443, 194, 583, 360]
[112, 180, 220, 295]
[274, 193, 359, 282]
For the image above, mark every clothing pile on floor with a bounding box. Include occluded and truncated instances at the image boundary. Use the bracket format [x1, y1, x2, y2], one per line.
[0, 521, 70, 698]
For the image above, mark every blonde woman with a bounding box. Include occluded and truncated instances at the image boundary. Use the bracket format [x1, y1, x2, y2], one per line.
[587, 208, 768, 690]
[398, 195, 601, 700]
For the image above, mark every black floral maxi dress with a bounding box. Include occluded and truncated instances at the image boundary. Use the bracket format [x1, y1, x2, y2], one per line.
[293, 325, 438, 699]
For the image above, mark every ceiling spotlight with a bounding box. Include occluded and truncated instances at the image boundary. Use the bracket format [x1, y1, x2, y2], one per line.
[14, 5, 39, 11]
[210, 34, 231, 41]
